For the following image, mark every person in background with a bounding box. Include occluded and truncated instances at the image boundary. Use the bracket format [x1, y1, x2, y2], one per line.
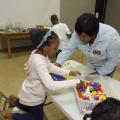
[55, 13, 120, 77]
[50, 14, 71, 57]
[83, 97, 120, 120]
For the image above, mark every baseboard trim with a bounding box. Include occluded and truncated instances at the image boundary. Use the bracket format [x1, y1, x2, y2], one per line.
[0, 45, 34, 52]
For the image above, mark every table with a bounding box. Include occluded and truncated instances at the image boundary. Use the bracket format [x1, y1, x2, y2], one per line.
[50, 60, 120, 120]
[0, 32, 30, 58]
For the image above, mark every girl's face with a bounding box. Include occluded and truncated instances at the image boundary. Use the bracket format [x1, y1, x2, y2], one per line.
[45, 39, 59, 57]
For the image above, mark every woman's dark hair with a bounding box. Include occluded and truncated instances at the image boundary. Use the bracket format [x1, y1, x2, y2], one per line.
[75, 13, 99, 37]
[30, 29, 59, 49]
[83, 97, 120, 120]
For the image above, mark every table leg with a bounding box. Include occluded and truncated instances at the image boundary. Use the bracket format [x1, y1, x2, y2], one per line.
[7, 38, 12, 58]
[81, 52, 84, 64]
[1, 39, 5, 52]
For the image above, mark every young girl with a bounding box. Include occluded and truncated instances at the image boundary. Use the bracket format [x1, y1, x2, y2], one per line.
[4, 29, 80, 120]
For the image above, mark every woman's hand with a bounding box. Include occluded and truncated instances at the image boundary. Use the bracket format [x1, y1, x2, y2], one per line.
[89, 71, 99, 75]
[69, 71, 81, 76]
[55, 63, 62, 67]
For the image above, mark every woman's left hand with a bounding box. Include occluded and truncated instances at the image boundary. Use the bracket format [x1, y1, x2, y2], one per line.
[69, 71, 81, 76]
[89, 71, 99, 75]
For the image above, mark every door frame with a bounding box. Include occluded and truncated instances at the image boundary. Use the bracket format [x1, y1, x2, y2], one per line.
[95, 0, 107, 23]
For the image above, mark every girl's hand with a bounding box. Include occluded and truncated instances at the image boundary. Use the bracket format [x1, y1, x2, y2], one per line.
[76, 80, 83, 88]
[69, 71, 81, 76]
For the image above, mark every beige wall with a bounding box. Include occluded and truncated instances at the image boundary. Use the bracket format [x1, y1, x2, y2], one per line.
[105, 0, 120, 33]
[60, 0, 96, 31]
[0, 0, 60, 26]
[0, 0, 60, 49]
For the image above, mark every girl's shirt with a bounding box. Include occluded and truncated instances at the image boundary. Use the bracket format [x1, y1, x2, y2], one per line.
[19, 50, 79, 106]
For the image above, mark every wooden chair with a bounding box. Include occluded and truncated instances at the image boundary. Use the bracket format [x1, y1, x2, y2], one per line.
[0, 91, 16, 120]
[0, 91, 48, 120]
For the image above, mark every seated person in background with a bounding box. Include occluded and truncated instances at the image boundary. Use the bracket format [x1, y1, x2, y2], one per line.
[83, 97, 120, 120]
[50, 14, 71, 57]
